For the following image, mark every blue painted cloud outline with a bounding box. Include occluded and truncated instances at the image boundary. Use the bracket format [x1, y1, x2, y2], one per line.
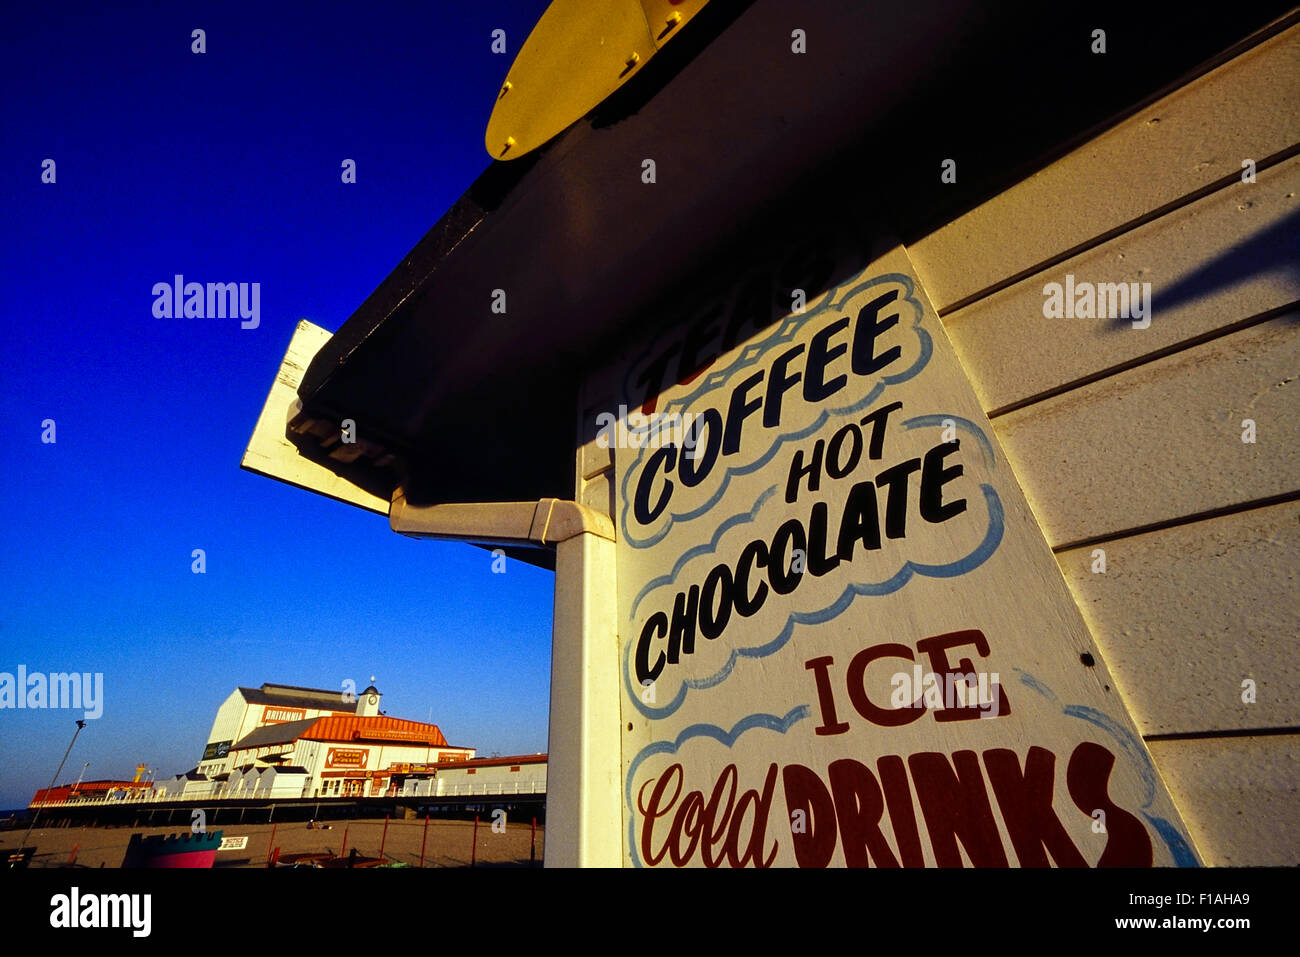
[628, 484, 779, 622]
[902, 414, 997, 469]
[619, 273, 931, 548]
[624, 484, 1005, 719]
[625, 705, 810, 868]
[1015, 671, 1199, 867]
[626, 413, 997, 619]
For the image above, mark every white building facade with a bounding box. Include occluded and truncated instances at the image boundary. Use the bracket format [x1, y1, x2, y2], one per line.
[196, 682, 371, 778]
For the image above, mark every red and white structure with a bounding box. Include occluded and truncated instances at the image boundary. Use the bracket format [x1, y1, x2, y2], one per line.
[27, 680, 555, 808]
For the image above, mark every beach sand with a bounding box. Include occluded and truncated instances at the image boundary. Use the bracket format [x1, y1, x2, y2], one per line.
[0, 814, 545, 868]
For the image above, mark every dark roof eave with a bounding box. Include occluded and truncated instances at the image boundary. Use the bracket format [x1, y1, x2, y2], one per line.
[294, 0, 1297, 508]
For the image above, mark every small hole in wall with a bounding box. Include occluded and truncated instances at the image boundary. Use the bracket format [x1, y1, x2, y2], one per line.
[1080, 652, 1096, 667]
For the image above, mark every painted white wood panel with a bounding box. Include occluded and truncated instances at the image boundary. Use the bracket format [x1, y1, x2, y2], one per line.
[993, 313, 1300, 547]
[1056, 502, 1300, 737]
[911, 24, 1300, 312]
[945, 155, 1300, 414]
[1148, 735, 1299, 865]
[241, 320, 391, 515]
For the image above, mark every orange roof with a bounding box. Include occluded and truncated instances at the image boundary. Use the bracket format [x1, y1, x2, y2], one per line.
[31, 780, 148, 806]
[300, 714, 451, 747]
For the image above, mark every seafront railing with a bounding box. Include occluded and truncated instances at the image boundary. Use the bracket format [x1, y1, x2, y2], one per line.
[434, 781, 546, 797]
[30, 778, 548, 808]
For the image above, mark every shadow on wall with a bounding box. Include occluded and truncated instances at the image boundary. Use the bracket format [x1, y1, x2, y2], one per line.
[1110, 206, 1300, 330]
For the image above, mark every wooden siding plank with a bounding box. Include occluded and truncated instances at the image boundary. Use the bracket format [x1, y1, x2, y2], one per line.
[1147, 735, 1299, 865]
[944, 154, 1300, 413]
[993, 313, 1300, 547]
[911, 24, 1300, 312]
[1056, 502, 1300, 736]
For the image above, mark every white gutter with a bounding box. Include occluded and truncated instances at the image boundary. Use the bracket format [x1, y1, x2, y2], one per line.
[389, 490, 615, 548]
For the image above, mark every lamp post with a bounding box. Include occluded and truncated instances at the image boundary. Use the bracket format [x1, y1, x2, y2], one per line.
[12, 719, 86, 868]
[72, 762, 89, 798]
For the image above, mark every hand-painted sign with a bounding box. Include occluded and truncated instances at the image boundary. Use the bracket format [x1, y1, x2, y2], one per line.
[262, 706, 305, 724]
[326, 748, 368, 769]
[218, 836, 248, 851]
[613, 244, 1197, 867]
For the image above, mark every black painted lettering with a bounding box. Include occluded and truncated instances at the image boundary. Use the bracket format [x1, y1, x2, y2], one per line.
[806, 502, 841, 577]
[803, 317, 850, 402]
[763, 344, 806, 429]
[635, 612, 668, 684]
[723, 371, 765, 455]
[920, 440, 967, 523]
[680, 409, 724, 488]
[734, 540, 770, 617]
[785, 440, 825, 504]
[850, 290, 902, 376]
[860, 401, 903, 459]
[836, 479, 882, 560]
[633, 445, 678, 525]
[667, 585, 701, 664]
[825, 422, 863, 479]
[875, 458, 921, 540]
[699, 563, 734, 640]
[768, 519, 807, 595]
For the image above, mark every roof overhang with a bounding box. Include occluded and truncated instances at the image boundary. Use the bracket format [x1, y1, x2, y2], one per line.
[256, 0, 1298, 513]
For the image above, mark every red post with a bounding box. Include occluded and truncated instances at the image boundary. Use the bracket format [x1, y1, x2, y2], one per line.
[268, 846, 280, 867]
[379, 813, 390, 861]
[266, 823, 278, 865]
[530, 817, 537, 866]
[340, 823, 349, 858]
[419, 812, 430, 868]
[68, 843, 79, 866]
[470, 815, 479, 868]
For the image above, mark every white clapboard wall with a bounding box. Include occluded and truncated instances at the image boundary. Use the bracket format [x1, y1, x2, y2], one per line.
[908, 20, 1300, 865]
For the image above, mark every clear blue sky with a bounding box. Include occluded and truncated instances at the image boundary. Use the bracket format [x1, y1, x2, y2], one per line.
[0, 0, 555, 809]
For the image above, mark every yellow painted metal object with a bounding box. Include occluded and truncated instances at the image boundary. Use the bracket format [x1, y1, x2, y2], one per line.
[486, 0, 711, 160]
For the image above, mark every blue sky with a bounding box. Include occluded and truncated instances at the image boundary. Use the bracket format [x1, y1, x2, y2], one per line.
[0, 0, 555, 809]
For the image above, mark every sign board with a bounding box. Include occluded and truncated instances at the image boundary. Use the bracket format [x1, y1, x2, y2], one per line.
[326, 748, 369, 769]
[611, 243, 1197, 867]
[262, 706, 305, 725]
[485, 0, 712, 160]
[363, 727, 436, 742]
[202, 740, 231, 760]
[241, 319, 390, 515]
[218, 836, 248, 851]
